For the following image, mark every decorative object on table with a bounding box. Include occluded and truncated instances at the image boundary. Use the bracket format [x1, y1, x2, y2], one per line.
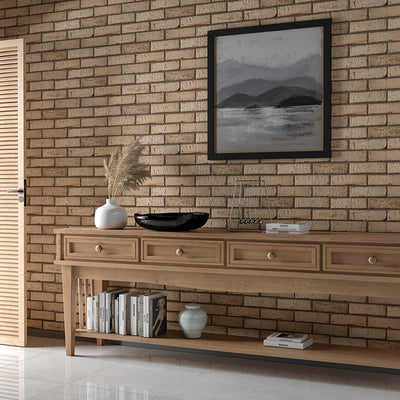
[266, 222, 309, 235]
[134, 212, 209, 232]
[228, 179, 272, 231]
[263, 331, 313, 349]
[95, 140, 150, 229]
[207, 18, 331, 160]
[178, 303, 207, 339]
[95, 199, 128, 229]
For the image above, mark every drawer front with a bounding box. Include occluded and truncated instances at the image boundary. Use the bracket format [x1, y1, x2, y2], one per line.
[141, 239, 224, 266]
[65, 236, 138, 262]
[324, 245, 400, 275]
[228, 242, 320, 271]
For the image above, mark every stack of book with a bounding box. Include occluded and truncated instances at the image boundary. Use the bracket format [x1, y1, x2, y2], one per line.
[263, 332, 313, 349]
[86, 289, 167, 338]
[266, 223, 309, 235]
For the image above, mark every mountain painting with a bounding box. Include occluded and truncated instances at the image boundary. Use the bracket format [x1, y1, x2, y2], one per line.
[208, 20, 331, 159]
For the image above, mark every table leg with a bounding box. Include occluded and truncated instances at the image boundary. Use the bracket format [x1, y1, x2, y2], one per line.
[62, 265, 76, 356]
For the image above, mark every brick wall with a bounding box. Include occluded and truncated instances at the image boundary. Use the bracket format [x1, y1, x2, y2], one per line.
[2, 0, 400, 348]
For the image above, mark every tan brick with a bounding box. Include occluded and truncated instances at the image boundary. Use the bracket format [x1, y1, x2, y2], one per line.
[277, 299, 311, 311]
[278, 321, 312, 333]
[349, 303, 386, 316]
[213, 315, 242, 328]
[331, 314, 367, 326]
[244, 319, 276, 330]
[350, 327, 386, 339]
[245, 8, 277, 20]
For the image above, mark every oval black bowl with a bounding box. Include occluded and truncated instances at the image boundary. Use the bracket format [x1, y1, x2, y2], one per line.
[134, 212, 209, 232]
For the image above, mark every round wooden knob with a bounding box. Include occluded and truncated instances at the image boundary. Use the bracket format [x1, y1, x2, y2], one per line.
[368, 256, 377, 265]
[267, 251, 276, 261]
[95, 244, 103, 253]
[176, 248, 184, 257]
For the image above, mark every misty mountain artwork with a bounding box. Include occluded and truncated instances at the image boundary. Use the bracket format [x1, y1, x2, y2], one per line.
[207, 19, 331, 160]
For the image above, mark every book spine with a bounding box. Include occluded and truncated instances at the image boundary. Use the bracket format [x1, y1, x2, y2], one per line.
[125, 295, 130, 335]
[119, 295, 127, 335]
[93, 295, 99, 332]
[268, 337, 305, 343]
[115, 297, 119, 334]
[130, 296, 137, 336]
[152, 296, 167, 337]
[99, 292, 106, 333]
[143, 295, 149, 338]
[86, 296, 93, 331]
[149, 297, 154, 338]
[110, 294, 116, 333]
[138, 295, 144, 337]
[263, 338, 313, 349]
[105, 292, 112, 333]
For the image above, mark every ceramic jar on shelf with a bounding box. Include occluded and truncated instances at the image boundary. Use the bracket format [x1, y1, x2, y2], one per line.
[178, 303, 207, 339]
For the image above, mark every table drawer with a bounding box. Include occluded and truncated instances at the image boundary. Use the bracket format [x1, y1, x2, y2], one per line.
[64, 236, 138, 262]
[228, 242, 320, 271]
[141, 238, 224, 266]
[324, 245, 400, 275]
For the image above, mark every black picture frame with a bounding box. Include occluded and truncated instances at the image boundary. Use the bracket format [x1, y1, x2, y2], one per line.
[207, 19, 331, 160]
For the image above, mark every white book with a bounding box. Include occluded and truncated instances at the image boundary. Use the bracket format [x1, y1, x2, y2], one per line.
[267, 332, 308, 343]
[86, 296, 93, 331]
[105, 291, 113, 333]
[105, 289, 127, 333]
[143, 293, 164, 338]
[129, 294, 140, 336]
[137, 295, 145, 337]
[92, 295, 99, 332]
[99, 291, 106, 333]
[115, 297, 119, 334]
[100, 289, 120, 333]
[263, 337, 313, 349]
[266, 223, 309, 232]
[118, 291, 140, 336]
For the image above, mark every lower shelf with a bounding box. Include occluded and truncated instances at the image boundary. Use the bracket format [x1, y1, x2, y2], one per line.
[75, 329, 400, 370]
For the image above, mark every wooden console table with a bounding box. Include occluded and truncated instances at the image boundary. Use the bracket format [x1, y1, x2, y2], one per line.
[55, 227, 400, 370]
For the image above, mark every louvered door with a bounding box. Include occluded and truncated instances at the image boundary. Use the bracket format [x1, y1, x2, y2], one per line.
[0, 39, 25, 346]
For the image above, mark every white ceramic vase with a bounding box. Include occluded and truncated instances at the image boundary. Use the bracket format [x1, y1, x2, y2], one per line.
[94, 198, 127, 229]
[178, 303, 207, 339]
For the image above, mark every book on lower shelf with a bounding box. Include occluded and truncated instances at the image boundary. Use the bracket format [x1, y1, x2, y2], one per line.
[264, 331, 313, 349]
[266, 331, 309, 343]
[118, 290, 141, 335]
[139, 293, 168, 338]
[146, 293, 167, 338]
[86, 289, 167, 339]
[86, 296, 93, 331]
[263, 337, 313, 349]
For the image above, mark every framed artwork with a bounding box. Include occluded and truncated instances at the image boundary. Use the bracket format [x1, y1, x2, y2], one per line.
[207, 19, 331, 160]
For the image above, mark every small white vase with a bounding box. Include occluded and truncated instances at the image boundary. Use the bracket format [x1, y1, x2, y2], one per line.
[178, 303, 207, 339]
[94, 198, 127, 229]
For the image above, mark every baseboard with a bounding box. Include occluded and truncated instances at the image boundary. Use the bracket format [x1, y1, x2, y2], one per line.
[28, 328, 96, 343]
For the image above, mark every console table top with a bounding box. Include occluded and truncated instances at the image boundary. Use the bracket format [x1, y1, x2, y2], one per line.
[55, 227, 400, 245]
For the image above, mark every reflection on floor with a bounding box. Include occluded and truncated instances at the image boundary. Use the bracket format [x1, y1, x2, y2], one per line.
[0, 336, 399, 399]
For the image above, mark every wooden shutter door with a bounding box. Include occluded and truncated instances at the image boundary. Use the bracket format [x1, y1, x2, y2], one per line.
[0, 39, 25, 346]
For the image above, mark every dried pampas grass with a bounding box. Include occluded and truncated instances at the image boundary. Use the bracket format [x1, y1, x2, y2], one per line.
[104, 140, 150, 198]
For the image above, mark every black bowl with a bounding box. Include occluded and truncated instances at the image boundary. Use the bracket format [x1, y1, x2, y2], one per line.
[134, 212, 209, 232]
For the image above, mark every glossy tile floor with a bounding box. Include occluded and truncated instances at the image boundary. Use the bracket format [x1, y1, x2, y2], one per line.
[0, 337, 399, 400]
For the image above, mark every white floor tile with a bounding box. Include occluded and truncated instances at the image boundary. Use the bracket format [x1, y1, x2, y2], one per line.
[15, 351, 118, 384]
[28, 383, 158, 400]
[0, 343, 47, 367]
[0, 337, 399, 400]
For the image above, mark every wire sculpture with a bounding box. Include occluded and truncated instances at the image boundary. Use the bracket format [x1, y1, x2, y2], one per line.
[227, 179, 272, 231]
